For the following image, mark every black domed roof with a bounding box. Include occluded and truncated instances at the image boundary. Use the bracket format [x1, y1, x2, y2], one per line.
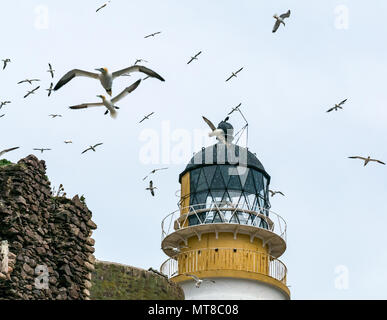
[217, 120, 234, 142]
[179, 143, 270, 182]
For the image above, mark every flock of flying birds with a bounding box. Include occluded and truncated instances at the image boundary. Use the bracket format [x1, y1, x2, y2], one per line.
[1, 6, 385, 208]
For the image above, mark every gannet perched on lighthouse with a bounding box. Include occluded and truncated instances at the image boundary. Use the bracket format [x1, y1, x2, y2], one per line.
[202, 116, 232, 146]
[69, 79, 141, 118]
[54, 64, 164, 96]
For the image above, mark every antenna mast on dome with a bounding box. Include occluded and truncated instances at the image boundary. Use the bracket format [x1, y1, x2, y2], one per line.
[229, 103, 249, 148]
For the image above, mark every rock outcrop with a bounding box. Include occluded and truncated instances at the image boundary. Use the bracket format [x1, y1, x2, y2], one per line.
[0, 155, 97, 299]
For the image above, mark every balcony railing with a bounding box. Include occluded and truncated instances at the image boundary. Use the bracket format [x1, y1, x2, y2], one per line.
[160, 248, 287, 285]
[161, 202, 287, 243]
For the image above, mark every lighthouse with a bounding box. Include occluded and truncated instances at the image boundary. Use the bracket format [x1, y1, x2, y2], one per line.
[160, 119, 289, 300]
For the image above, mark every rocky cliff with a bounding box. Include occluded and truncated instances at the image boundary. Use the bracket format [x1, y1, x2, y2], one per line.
[0, 155, 97, 299]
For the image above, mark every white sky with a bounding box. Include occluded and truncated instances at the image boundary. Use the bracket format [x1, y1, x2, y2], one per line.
[1, 0, 387, 299]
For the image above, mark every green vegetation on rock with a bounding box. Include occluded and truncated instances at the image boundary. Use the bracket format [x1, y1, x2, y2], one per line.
[0, 159, 12, 167]
[90, 261, 184, 300]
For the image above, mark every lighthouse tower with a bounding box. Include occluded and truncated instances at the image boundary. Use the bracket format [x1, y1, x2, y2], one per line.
[160, 120, 289, 300]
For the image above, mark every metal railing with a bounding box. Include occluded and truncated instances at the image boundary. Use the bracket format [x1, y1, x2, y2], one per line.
[160, 248, 287, 285]
[161, 202, 287, 243]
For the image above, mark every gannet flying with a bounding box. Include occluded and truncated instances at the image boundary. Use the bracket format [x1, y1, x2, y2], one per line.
[17, 79, 40, 85]
[348, 156, 385, 166]
[146, 180, 157, 196]
[46, 83, 54, 97]
[49, 114, 62, 118]
[54, 64, 164, 96]
[69, 79, 141, 118]
[82, 143, 103, 154]
[2, 59, 10, 70]
[226, 67, 243, 82]
[202, 116, 228, 145]
[0, 147, 19, 157]
[134, 59, 148, 65]
[139, 112, 155, 123]
[33, 148, 51, 153]
[326, 99, 347, 113]
[0, 101, 11, 109]
[228, 103, 242, 115]
[269, 190, 285, 197]
[24, 86, 40, 98]
[187, 51, 202, 64]
[96, 1, 111, 12]
[47, 63, 55, 78]
[184, 273, 216, 288]
[144, 31, 161, 38]
[142, 167, 168, 180]
[64, 140, 73, 144]
[272, 10, 291, 33]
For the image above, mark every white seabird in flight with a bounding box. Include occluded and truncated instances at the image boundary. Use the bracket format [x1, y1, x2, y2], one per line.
[69, 79, 141, 118]
[146, 180, 157, 196]
[226, 67, 243, 82]
[54, 64, 164, 96]
[348, 156, 385, 166]
[139, 112, 155, 123]
[269, 190, 285, 197]
[202, 116, 228, 145]
[24, 86, 40, 98]
[272, 10, 291, 33]
[144, 31, 161, 38]
[326, 99, 347, 113]
[33, 148, 51, 153]
[64, 140, 73, 144]
[184, 273, 216, 288]
[0, 147, 19, 157]
[17, 79, 40, 85]
[96, 1, 111, 13]
[46, 83, 54, 97]
[49, 114, 62, 118]
[187, 51, 202, 64]
[134, 59, 148, 65]
[47, 63, 55, 78]
[143, 167, 168, 180]
[0, 101, 11, 109]
[81, 143, 103, 154]
[2, 59, 10, 70]
[228, 103, 242, 115]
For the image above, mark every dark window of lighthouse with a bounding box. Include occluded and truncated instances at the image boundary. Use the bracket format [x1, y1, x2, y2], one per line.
[188, 164, 271, 227]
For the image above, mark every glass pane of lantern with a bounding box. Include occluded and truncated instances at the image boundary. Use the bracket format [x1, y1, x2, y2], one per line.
[205, 211, 214, 224]
[210, 166, 226, 190]
[253, 171, 264, 194]
[213, 212, 223, 223]
[195, 191, 208, 205]
[190, 169, 200, 192]
[229, 211, 240, 224]
[243, 170, 256, 194]
[220, 165, 230, 187]
[238, 212, 249, 224]
[228, 190, 241, 206]
[223, 210, 233, 222]
[211, 190, 225, 204]
[227, 171, 242, 191]
[204, 165, 217, 186]
[196, 169, 209, 192]
[188, 215, 199, 226]
[252, 196, 259, 211]
[246, 193, 256, 210]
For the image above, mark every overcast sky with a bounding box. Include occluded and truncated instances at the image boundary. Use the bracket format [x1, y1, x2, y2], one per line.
[1, 0, 387, 299]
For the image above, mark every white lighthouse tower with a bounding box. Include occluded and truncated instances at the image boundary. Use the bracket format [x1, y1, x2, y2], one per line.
[160, 120, 289, 300]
